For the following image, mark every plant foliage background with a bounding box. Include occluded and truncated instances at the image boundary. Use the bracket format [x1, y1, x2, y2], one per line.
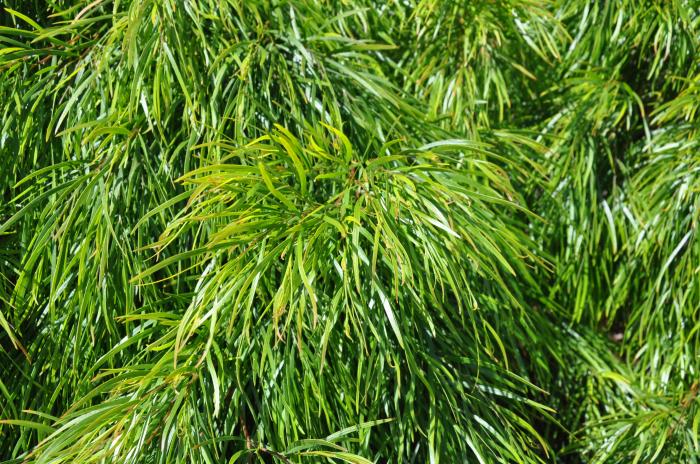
[1, 1, 699, 462]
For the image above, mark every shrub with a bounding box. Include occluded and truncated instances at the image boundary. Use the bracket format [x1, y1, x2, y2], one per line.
[1, 1, 698, 462]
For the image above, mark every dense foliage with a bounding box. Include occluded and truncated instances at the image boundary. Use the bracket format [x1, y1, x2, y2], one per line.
[1, 1, 699, 462]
